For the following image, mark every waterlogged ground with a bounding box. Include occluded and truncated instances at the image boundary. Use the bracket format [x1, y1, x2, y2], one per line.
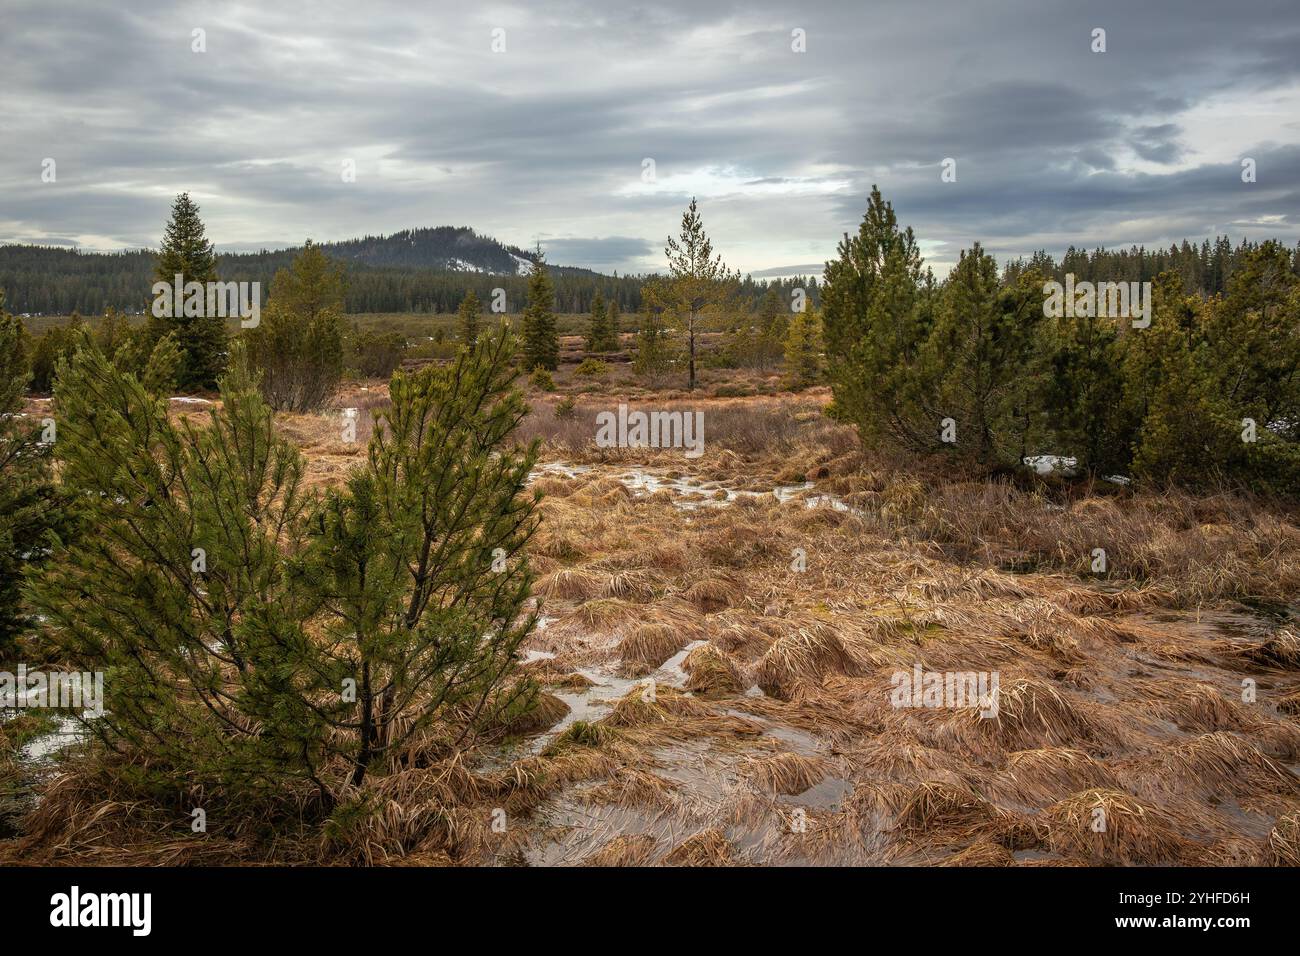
[462, 455, 1300, 866]
[9, 391, 1299, 867]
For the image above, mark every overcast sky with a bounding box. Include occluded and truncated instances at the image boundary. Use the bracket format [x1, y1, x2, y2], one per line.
[1, 0, 1298, 277]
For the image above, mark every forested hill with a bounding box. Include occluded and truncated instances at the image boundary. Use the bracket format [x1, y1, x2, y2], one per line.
[321, 226, 536, 274]
[0, 226, 641, 316]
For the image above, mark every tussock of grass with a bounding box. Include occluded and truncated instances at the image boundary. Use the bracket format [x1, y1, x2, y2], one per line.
[753, 624, 859, 699]
[617, 623, 687, 673]
[939, 840, 1015, 866]
[581, 768, 678, 809]
[571, 597, 644, 629]
[582, 833, 658, 866]
[606, 685, 711, 727]
[681, 573, 744, 611]
[744, 753, 828, 796]
[1154, 732, 1299, 796]
[957, 678, 1098, 751]
[1157, 683, 1256, 733]
[599, 568, 658, 601]
[498, 692, 571, 737]
[1042, 789, 1192, 865]
[661, 827, 736, 866]
[683, 643, 744, 695]
[894, 781, 1000, 834]
[1265, 812, 1300, 865]
[536, 567, 603, 600]
[1239, 629, 1300, 669]
[998, 748, 1120, 806]
[543, 720, 615, 754]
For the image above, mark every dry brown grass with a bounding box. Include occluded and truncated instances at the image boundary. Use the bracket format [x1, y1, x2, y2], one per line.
[1151, 732, 1299, 797]
[616, 623, 687, 673]
[1041, 789, 1193, 865]
[683, 643, 744, 695]
[582, 833, 658, 866]
[752, 623, 860, 699]
[661, 827, 736, 866]
[997, 748, 1121, 806]
[13, 385, 1300, 868]
[1265, 811, 1300, 865]
[744, 753, 829, 796]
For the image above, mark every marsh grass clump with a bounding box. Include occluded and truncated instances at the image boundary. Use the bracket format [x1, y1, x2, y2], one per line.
[998, 748, 1120, 806]
[1153, 732, 1299, 797]
[661, 827, 736, 866]
[617, 623, 687, 673]
[683, 643, 744, 695]
[1265, 812, 1300, 866]
[1042, 789, 1193, 865]
[744, 753, 828, 796]
[544, 720, 614, 754]
[894, 781, 1001, 835]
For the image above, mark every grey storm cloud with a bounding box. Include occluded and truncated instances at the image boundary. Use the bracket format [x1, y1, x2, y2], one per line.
[540, 236, 657, 266]
[1, 0, 1298, 276]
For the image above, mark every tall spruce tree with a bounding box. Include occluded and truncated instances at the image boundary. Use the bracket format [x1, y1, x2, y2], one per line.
[522, 251, 558, 370]
[458, 289, 482, 347]
[151, 192, 226, 391]
[605, 298, 622, 351]
[585, 292, 617, 353]
[756, 285, 790, 369]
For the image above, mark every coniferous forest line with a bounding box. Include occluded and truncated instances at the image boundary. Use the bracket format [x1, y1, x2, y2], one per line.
[4, 226, 1297, 319]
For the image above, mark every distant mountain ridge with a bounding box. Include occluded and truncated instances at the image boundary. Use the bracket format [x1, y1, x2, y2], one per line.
[0, 225, 632, 315]
[315, 226, 537, 276]
[0, 226, 814, 316]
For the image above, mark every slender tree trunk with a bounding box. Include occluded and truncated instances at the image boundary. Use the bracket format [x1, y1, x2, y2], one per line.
[351, 660, 374, 788]
[688, 311, 697, 391]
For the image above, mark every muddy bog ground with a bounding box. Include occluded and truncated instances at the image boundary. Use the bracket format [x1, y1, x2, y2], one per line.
[7, 384, 1300, 866]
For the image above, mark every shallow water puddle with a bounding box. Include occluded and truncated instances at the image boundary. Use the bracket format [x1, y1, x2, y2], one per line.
[530, 461, 850, 511]
[536, 641, 708, 746]
[778, 775, 854, 810]
[17, 716, 84, 762]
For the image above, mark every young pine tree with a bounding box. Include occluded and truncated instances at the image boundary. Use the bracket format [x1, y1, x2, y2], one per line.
[780, 310, 821, 392]
[458, 290, 482, 347]
[783, 307, 823, 389]
[1122, 272, 1291, 492]
[921, 244, 1042, 469]
[664, 197, 740, 390]
[757, 285, 791, 370]
[522, 252, 559, 370]
[0, 296, 65, 656]
[245, 240, 346, 412]
[821, 186, 932, 450]
[1029, 268, 1134, 476]
[151, 192, 226, 391]
[32, 326, 541, 807]
[585, 292, 607, 354]
[604, 298, 622, 352]
[585, 292, 618, 353]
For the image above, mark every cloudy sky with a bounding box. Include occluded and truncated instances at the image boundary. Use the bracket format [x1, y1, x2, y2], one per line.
[1, 0, 1298, 277]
